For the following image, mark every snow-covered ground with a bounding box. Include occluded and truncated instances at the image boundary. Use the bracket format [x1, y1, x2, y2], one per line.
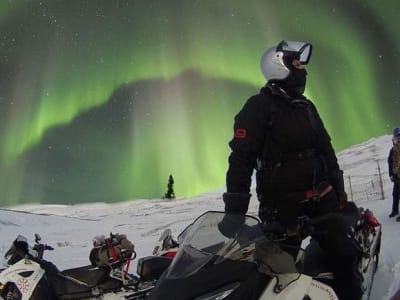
[0, 134, 399, 299]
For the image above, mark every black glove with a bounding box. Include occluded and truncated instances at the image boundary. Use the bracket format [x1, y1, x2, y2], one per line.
[218, 213, 246, 238]
[223, 192, 251, 214]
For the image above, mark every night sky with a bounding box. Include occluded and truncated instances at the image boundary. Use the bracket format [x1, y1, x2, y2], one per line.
[0, 0, 399, 205]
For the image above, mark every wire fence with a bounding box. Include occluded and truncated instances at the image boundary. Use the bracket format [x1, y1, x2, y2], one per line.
[344, 161, 388, 204]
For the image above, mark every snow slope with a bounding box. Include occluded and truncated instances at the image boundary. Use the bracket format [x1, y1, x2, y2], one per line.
[0, 134, 399, 299]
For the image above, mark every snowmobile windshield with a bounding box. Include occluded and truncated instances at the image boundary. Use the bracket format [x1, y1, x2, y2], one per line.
[165, 211, 299, 279]
[4, 235, 30, 265]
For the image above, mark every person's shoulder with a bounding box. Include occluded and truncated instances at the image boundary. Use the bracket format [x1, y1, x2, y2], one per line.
[243, 89, 270, 108]
[236, 92, 273, 118]
[298, 96, 315, 106]
[299, 97, 318, 111]
[246, 86, 277, 105]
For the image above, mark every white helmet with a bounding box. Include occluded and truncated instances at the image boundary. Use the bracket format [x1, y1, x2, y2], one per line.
[260, 40, 313, 81]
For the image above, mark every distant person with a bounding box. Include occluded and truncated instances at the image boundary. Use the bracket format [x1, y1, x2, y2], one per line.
[388, 127, 400, 219]
[164, 174, 175, 199]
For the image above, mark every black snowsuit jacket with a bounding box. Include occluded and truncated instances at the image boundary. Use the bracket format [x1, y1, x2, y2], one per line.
[388, 146, 400, 214]
[388, 146, 395, 178]
[224, 83, 361, 300]
[225, 83, 346, 224]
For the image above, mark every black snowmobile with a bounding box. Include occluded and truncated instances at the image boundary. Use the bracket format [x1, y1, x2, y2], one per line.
[148, 209, 381, 300]
[0, 233, 172, 300]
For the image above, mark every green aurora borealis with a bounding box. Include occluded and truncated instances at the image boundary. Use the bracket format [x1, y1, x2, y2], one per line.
[0, 0, 399, 205]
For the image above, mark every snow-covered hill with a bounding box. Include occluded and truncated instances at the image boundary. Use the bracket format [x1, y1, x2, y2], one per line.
[0, 134, 399, 299]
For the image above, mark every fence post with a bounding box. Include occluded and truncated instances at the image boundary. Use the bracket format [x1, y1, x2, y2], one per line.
[348, 175, 354, 202]
[377, 160, 385, 200]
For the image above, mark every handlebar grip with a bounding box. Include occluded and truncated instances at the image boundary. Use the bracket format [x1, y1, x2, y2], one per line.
[45, 245, 54, 251]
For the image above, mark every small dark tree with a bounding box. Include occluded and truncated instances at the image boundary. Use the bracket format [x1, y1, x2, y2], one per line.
[164, 174, 175, 199]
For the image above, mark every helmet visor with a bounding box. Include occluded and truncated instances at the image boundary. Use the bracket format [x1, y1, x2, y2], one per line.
[277, 40, 313, 65]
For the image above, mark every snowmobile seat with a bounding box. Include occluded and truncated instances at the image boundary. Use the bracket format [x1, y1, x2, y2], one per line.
[61, 264, 112, 287]
[52, 265, 123, 295]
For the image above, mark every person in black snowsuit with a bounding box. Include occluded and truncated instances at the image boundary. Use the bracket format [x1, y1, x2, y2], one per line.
[388, 127, 400, 218]
[223, 40, 362, 300]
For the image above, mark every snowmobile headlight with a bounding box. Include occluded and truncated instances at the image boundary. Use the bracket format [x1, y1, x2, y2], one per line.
[194, 282, 240, 300]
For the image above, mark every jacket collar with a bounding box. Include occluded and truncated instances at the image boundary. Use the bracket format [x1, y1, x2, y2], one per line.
[262, 82, 307, 101]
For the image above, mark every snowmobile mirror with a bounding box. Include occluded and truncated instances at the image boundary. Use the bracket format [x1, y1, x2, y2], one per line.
[35, 233, 42, 243]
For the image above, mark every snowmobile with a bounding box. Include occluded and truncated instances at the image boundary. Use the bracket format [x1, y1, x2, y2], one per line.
[0, 233, 172, 300]
[148, 209, 381, 300]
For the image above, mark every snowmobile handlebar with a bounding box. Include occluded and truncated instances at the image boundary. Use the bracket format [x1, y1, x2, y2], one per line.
[260, 213, 337, 241]
[32, 242, 54, 259]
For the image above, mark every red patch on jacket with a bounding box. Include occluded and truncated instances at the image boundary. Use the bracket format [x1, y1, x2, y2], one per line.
[234, 129, 247, 138]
